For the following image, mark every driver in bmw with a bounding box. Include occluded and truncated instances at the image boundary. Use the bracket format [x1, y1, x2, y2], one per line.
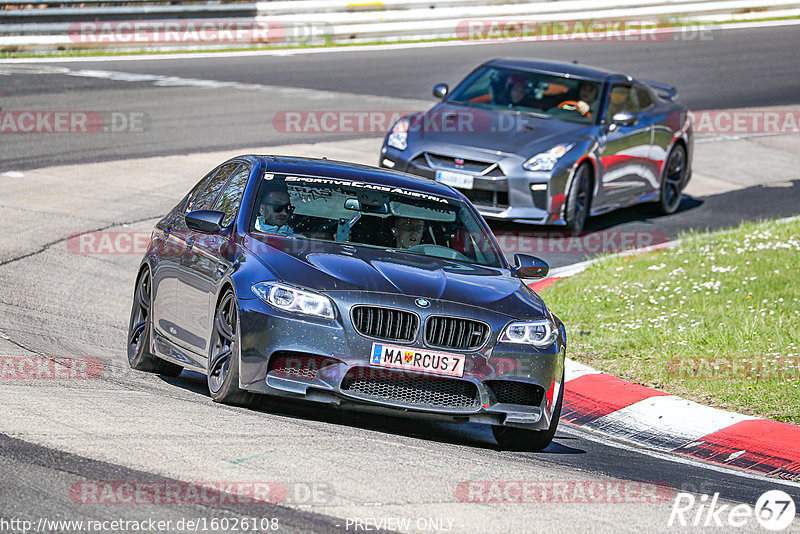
[255, 183, 303, 237]
[391, 217, 426, 248]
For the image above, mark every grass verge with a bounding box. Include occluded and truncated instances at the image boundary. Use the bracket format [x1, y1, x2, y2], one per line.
[541, 217, 800, 424]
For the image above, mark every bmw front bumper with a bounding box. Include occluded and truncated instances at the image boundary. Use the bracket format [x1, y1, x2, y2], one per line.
[380, 145, 575, 226]
[238, 291, 565, 430]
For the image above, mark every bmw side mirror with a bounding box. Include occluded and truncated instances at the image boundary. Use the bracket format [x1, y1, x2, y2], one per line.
[185, 210, 225, 233]
[611, 111, 637, 128]
[513, 253, 549, 279]
[432, 83, 449, 99]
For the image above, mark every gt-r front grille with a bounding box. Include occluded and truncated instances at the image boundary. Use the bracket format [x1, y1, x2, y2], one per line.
[351, 306, 418, 343]
[486, 380, 544, 407]
[341, 368, 480, 410]
[424, 316, 489, 350]
[425, 153, 504, 177]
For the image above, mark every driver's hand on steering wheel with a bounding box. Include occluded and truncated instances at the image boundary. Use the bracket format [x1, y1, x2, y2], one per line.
[577, 101, 590, 115]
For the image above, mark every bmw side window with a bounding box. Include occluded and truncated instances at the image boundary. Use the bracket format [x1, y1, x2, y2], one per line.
[636, 85, 653, 111]
[191, 162, 240, 212]
[214, 165, 250, 227]
[183, 167, 220, 213]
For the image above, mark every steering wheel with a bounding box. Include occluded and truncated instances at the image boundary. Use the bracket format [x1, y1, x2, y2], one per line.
[405, 244, 471, 262]
[557, 100, 591, 119]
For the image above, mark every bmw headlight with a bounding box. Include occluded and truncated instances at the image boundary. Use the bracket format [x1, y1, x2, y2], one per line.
[387, 117, 410, 151]
[251, 282, 335, 319]
[522, 144, 574, 172]
[500, 319, 558, 347]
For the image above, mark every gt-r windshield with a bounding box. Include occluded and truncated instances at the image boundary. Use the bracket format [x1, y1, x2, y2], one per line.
[448, 66, 602, 124]
[250, 172, 503, 267]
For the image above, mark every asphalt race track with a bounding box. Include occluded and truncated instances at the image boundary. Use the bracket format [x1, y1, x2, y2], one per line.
[2, 24, 800, 170]
[1, 23, 800, 533]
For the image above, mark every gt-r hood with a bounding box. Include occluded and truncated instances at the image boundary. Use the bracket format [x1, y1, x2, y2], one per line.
[244, 235, 546, 318]
[413, 102, 590, 156]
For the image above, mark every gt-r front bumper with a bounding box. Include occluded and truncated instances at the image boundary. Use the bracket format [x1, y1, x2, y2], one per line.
[238, 291, 565, 430]
[380, 145, 574, 225]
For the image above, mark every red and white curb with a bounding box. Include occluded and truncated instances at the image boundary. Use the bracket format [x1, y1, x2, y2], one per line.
[529, 232, 800, 482]
[562, 360, 800, 481]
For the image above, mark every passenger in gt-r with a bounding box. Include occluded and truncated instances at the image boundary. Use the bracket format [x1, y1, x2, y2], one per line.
[605, 85, 634, 121]
[255, 183, 302, 237]
[391, 217, 426, 248]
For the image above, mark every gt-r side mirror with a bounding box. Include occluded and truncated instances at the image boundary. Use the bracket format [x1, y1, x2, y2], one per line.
[185, 210, 225, 233]
[432, 83, 449, 99]
[512, 254, 549, 279]
[610, 111, 637, 128]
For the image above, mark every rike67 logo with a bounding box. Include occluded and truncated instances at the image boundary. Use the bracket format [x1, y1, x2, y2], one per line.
[669, 490, 796, 530]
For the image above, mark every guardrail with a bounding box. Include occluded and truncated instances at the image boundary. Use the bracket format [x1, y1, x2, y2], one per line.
[2, 0, 799, 52]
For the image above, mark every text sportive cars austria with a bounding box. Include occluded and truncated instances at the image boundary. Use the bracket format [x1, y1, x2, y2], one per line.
[380, 58, 694, 231]
[127, 156, 566, 450]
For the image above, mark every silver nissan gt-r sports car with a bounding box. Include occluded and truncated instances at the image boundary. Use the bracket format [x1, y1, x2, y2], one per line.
[380, 58, 693, 231]
[127, 156, 566, 450]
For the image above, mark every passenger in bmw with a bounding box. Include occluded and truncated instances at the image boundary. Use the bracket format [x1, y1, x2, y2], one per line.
[391, 217, 426, 248]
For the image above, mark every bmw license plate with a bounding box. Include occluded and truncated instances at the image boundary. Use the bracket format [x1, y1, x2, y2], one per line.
[370, 343, 465, 377]
[435, 170, 474, 190]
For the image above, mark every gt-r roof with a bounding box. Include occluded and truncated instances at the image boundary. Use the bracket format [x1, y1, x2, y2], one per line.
[483, 58, 629, 82]
[253, 155, 464, 200]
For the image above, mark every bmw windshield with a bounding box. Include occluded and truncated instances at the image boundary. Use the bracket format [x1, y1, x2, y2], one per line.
[447, 66, 602, 124]
[251, 172, 504, 268]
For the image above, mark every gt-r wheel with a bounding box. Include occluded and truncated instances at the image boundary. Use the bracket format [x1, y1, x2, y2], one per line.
[564, 163, 592, 232]
[207, 289, 255, 406]
[658, 144, 687, 215]
[127, 267, 183, 377]
[492, 374, 563, 451]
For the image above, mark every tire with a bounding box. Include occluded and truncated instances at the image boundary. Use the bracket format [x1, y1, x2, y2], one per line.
[564, 163, 592, 232]
[492, 374, 564, 451]
[207, 289, 255, 406]
[127, 267, 183, 377]
[657, 143, 687, 215]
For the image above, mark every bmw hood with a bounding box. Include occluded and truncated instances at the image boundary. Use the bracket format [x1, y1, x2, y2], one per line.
[411, 102, 590, 155]
[244, 235, 546, 318]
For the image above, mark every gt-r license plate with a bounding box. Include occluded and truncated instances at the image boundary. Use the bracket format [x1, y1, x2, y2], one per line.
[370, 343, 465, 377]
[435, 170, 474, 190]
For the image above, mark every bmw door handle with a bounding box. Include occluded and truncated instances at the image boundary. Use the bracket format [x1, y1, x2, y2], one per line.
[186, 239, 193, 251]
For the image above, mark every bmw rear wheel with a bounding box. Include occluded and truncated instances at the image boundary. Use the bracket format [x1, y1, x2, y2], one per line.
[207, 289, 255, 406]
[658, 144, 687, 215]
[127, 267, 183, 377]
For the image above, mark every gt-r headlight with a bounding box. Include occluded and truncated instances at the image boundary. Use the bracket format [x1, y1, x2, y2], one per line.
[522, 143, 575, 172]
[387, 117, 410, 151]
[500, 319, 558, 347]
[251, 282, 335, 319]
